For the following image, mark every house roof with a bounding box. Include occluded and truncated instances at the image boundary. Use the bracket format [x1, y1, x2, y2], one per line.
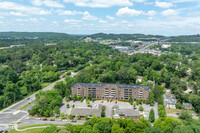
[72, 83, 150, 91]
[183, 103, 193, 107]
[71, 107, 101, 117]
[116, 109, 140, 117]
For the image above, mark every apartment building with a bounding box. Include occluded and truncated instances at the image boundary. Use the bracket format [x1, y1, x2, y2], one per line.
[71, 83, 150, 100]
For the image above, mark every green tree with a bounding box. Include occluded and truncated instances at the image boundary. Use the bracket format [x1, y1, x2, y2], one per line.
[66, 104, 70, 108]
[144, 127, 162, 133]
[54, 106, 60, 115]
[178, 110, 192, 120]
[111, 124, 124, 133]
[76, 114, 81, 120]
[133, 103, 136, 109]
[139, 106, 144, 111]
[149, 108, 155, 122]
[88, 93, 92, 100]
[42, 124, 58, 133]
[101, 111, 105, 117]
[93, 121, 111, 133]
[60, 112, 65, 119]
[68, 113, 73, 119]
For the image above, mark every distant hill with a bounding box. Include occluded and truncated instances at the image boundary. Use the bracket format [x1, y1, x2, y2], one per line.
[168, 35, 200, 42]
[87, 33, 166, 41]
[0, 32, 79, 40]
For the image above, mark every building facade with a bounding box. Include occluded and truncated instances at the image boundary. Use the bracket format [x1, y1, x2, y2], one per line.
[71, 83, 150, 100]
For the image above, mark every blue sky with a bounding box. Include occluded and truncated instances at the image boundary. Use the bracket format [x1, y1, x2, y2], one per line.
[0, 0, 199, 36]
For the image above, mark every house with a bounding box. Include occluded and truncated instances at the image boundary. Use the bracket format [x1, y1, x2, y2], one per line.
[71, 104, 102, 117]
[136, 76, 143, 83]
[113, 105, 140, 119]
[163, 94, 176, 109]
[161, 44, 171, 48]
[183, 103, 193, 110]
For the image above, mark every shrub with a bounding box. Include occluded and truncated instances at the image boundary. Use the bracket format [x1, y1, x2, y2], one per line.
[67, 104, 70, 108]
[139, 106, 144, 111]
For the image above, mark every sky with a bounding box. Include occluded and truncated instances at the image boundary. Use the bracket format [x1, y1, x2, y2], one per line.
[0, 0, 200, 36]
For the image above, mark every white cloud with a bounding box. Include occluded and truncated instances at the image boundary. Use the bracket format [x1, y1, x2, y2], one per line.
[133, 0, 146, 2]
[145, 10, 157, 16]
[106, 15, 115, 20]
[16, 17, 46, 22]
[0, 1, 51, 15]
[63, 0, 133, 8]
[64, 19, 82, 23]
[0, 21, 3, 24]
[155, 1, 173, 8]
[10, 11, 28, 16]
[0, 16, 4, 19]
[172, 0, 196, 3]
[58, 10, 83, 15]
[82, 11, 98, 21]
[99, 19, 107, 23]
[161, 9, 178, 16]
[31, 0, 65, 8]
[116, 7, 143, 17]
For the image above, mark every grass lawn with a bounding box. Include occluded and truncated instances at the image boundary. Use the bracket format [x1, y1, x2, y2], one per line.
[19, 100, 35, 110]
[166, 108, 196, 114]
[9, 124, 65, 133]
[41, 82, 51, 88]
[9, 128, 44, 133]
[166, 116, 182, 122]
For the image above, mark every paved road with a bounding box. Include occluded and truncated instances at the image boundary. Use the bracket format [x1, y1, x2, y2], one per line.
[9, 118, 85, 131]
[0, 72, 78, 131]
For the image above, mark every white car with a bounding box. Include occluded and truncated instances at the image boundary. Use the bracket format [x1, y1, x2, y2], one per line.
[36, 118, 41, 120]
[62, 120, 68, 122]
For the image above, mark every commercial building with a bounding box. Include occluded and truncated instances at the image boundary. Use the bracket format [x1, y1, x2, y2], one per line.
[71, 83, 150, 100]
[113, 105, 140, 119]
[71, 104, 102, 117]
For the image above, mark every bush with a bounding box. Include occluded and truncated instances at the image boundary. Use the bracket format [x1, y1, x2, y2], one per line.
[139, 106, 144, 111]
[67, 72, 71, 75]
[76, 114, 81, 120]
[72, 104, 75, 108]
[67, 104, 70, 108]
[86, 99, 90, 104]
[68, 113, 73, 119]
[101, 111, 105, 117]
[179, 110, 192, 120]
[85, 115, 89, 120]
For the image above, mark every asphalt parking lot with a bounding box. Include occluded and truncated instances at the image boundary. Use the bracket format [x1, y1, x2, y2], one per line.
[62, 100, 159, 120]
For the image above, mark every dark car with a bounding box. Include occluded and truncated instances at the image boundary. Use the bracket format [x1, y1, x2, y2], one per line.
[50, 119, 55, 121]
[27, 98, 30, 100]
[43, 119, 47, 121]
[176, 113, 179, 115]
[71, 120, 76, 122]
[115, 102, 117, 104]
[0, 130, 3, 133]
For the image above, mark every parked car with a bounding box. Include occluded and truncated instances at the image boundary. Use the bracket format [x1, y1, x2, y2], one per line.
[71, 120, 76, 122]
[36, 118, 41, 120]
[115, 102, 117, 104]
[62, 120, 68, 122]
[50, 119, 55, 121]
[43, 119, 47, 121]
[101, 101, 104, 103]
[27, 98, 30, 100]
[0, 130, 4, 133]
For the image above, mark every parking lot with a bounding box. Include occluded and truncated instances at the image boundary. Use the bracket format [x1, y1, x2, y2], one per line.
[62, 100, 159, 120]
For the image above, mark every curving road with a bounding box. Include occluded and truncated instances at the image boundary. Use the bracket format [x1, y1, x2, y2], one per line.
[0, 72, 78, 131]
